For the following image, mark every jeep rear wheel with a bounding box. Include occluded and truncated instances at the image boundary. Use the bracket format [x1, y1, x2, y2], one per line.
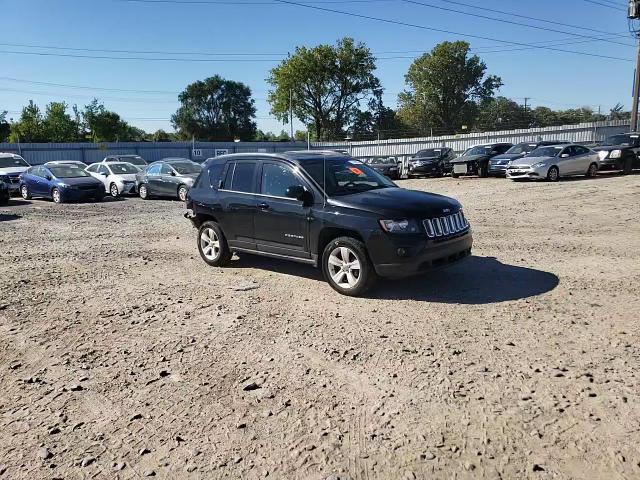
[322, 237, 376, 296]
[198, 221, 232, 267]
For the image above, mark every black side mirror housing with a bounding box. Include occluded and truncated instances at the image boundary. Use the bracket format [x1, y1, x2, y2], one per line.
[286, 185, 313, 205]
[45, 175, 52, 181]
[170, 171, 176, 176]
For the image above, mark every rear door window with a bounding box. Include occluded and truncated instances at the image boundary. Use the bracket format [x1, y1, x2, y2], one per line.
[207, 162, 225, 189]
[231, 162, 257, 193]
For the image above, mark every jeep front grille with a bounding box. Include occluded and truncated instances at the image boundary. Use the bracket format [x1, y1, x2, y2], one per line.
[423, 211, 469, 238]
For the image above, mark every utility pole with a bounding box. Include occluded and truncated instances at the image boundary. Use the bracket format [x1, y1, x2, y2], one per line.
[523, 97, 530, 113]
[628, 1, 640, 131]
[289, 89, 294, 141]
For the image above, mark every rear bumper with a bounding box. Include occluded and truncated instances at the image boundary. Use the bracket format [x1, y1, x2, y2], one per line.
[371, 231, 473, 278]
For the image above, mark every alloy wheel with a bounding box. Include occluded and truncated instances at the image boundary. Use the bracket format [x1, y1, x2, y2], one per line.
[21, 186, 29, 199]
[178, 186, 187, 202]
[110, 184, 119, 197]
[52, 189, 61, 203]
[200, 228, 221, 261]
[327, 246, 361, 290]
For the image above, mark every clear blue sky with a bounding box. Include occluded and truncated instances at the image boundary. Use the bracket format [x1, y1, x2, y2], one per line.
[1, 0, 634, 135]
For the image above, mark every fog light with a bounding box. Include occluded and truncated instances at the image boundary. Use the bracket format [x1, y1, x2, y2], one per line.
[397, 248, 407, 257]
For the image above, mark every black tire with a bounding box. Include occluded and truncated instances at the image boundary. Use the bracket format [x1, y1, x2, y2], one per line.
[586, 162, 598, 178]
[94, 194, 104, 202]
[139, 183, 150, 200]
[321, 236, 376, 297]
[621, 156, 633, 175]
[110, 183, 119, 197]
[52, 188, 63, 204]
[451, 173, 460, 179]
[20, 185, 31, 200]
[0, 196, 8, 206]
[547, 166, 560, 182]
[197, 221, 232, 267]
[479, 163, 489, 178]
[178, 185, 188, 202]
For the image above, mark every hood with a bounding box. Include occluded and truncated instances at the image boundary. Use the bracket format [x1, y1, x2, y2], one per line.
[0, 166, 30, 175]
[411, 156, 440, 162]
[511, 156, 554, 167]
[178, 173, 200, 181]
[593, 145, 625, 152]
[328, 187, 461, 218]
[452, 154, 488, 164]
[492, 153, 523, 161]
[114, 173, 137, 182]
[58, 176, 103, 187]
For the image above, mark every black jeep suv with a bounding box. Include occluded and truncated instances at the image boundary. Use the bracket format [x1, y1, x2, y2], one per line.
[185, 151, 473, 296]
[592, 133, 640, 174]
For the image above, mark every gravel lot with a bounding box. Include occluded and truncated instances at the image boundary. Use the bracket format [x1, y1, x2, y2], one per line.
[1, 173, 639, 480]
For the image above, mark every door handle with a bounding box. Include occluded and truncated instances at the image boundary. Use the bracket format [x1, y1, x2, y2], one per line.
[257, 202, 270, 211]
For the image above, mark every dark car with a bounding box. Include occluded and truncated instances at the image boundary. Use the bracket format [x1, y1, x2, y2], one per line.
[136, 158, 202, 201]
[19, 164, 105, 204]
[367, 157, 400, 180]
[185, 152, 472, 296]
[0, 176, 10, 205]
[102, 154, 148, 169]
[592, 133, 640, 174]
[408, 147, 456, 177]
[450, 143, 513, 178]
[488, 140, 568, 176]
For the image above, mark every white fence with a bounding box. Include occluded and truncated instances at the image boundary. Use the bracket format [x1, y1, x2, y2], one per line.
[312, 120, 631, 158]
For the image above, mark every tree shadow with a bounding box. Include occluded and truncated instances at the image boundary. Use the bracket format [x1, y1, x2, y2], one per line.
[230, 254, 559, 305]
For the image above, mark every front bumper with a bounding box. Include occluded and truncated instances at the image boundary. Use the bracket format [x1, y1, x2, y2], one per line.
[409, 163, 441, 175]
[368, 230, 473, 278]
[488, 163, 510, 175]
[597, 159, 622, 171]
[60, 187, 105, 201]
[119, 182, 138, 194]
[451, 162, 480, 176]
[506, 165, 547, 180]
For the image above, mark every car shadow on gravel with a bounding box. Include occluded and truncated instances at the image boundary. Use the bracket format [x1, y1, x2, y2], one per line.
[0, 213, 22, 222]
[370, 256, 559, 304]
[231, 254, 558, 304]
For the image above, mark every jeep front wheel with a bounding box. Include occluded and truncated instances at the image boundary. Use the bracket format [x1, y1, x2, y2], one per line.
[322, 237, 376, 296]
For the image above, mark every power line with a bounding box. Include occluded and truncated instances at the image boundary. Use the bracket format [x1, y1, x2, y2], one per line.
[402, 0, 633, 47]
[434, 0, 626, 36]
[580, 0, 625, 11]
[271, 0, 633, 62]
[0, 76, 178, 95]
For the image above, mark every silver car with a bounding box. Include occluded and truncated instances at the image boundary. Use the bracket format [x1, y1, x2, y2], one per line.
[86, 162, 140, 197]
[506, 144, 600, 182]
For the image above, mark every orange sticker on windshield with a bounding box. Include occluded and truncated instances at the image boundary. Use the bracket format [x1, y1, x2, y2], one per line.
[349, 167, 364, 175]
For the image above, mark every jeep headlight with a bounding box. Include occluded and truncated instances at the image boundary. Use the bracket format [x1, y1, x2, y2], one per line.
[609, 150, 622, 159]
[379, 219, 420, 234]
[598, 151, 609, 161]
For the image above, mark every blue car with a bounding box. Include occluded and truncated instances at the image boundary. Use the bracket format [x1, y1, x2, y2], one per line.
[19, 164, 105, 204]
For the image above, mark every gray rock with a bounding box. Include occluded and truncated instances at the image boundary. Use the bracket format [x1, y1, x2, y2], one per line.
[143, 469, 156, 477]
[38, 448, 52, 460]
[80, 457, 95, 467]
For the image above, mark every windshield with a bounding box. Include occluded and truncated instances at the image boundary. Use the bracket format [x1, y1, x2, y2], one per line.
[528, 146, 564, 158]
[506, 143, 537, 154]
[172, 162, 202, 175]
[110, 163, 139, 174]
[463, 146, 493, 156]
[119, 156, 146, 166]
[603, 134, 636, 146]
[414, 149, 441, 158]
[49, 165, 91, 178]
[370, 158, 390, 165]
[301, 157, 395, 197]
[0, 156, 29, 168]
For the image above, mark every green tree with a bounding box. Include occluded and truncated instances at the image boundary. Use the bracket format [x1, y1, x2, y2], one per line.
[476, 97, 530, 131]
[609, 103, 630, 120]
[397, 41, 502, 135]
[267, 37, 382, 141]
[172, 75, 256, 141]
[82, 99, 136, 142]
[152, 129, 172, 142]
[9, 100, 46, 142]
[0, 110, 10, 142]
[43, 102, 78, 142]
[351, 99, 408, 140]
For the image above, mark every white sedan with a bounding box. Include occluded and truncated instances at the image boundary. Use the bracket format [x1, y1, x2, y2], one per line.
[506, 144, 600, 181]
[86, 162, 140, 197]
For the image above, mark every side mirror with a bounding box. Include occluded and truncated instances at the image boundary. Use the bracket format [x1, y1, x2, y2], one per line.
[286, 185, 312, 204]
[101, 172, 108, 177]
[560, 154, 570, 158]
[170, 171, 176, 176]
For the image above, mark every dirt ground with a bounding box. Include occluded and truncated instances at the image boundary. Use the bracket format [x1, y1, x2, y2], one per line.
[1, 173, 639, 480]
